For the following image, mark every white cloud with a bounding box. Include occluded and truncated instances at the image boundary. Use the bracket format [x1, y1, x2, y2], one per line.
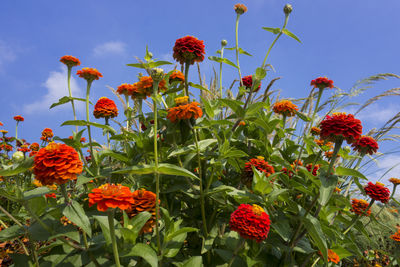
[344, 103, 399, 126]
[93, 41, 126, 56]
[0, 40, 16, 71]
[24, 66, 83, 114]
[367, 154, 400, 183]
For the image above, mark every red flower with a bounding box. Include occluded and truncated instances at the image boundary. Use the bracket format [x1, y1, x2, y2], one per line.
[33, 143, 83, 185]
[229, 204, 270, 243]
[126, 189, 159, 233]
[13, 115, 24, 122]
[306, 163, 320, 176]
[390, 229, 400, 242]
[320, 113, 362, 144]
[242, 156, 275, 187]
[167, 102, 203, 123]
[76, 68, 103, 81]
[310, 77, 334, 89]
[88, 184, 134, 212]
[242, 75, 261, 92]
[273, 100, 298, 117]
[93, 97, 118, 119]
[17, 145, 30, 153]
[351, 136, 378, 155]
[0, 121, 3, 126]
[45, 193, 57, 199]
[0, 144, 13, 152]
[60, 55, 81, 68]
[173, 36, 205, 65]
[117, 83, 135, 96]
[364, 182, 390, 203]
[350, 198, 371, 216]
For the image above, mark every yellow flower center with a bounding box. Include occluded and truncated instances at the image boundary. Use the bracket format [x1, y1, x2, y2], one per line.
[175, 96, 189, 105]
[376, 182, 385, 187]
[332, 112, 346, 116]
[99, 97, 108, 100]
[45, 142, 58, 151]
[256, 156, 264, 160]
[252, 204, 264, 216]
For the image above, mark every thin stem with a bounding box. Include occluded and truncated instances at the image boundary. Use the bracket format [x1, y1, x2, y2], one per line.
[309, 88, 323, 131]
[235, 14, 243, 87]
[261, 15, 289, 68]
[29, 240, 40, 267]
[125, 95, 130, 129]
[193, 127, 208, 237]
[219, 45, 225, 97]
[152, 80, 162, 260]
[184, 61, 190, 98]
[15, 122, 18, 140]
[228, 239, 245, 267]
[60, 184, 70, 205]
[85, 81, 97, 169]
[67, 67, 78, 132]
[107, 209, 121, 267]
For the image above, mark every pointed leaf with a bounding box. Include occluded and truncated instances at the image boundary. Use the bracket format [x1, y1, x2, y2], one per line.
[63, 200, 92, 237]
[262, 27, 281, 34]
[282, 28, 302, 43]
[335, 166, 367, 180]
[122, 243, 158, 267]
[208, 56, 238, 69]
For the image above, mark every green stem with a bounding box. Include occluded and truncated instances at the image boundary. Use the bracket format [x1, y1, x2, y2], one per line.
[327, 139, 343, 176]
[125, 95, 130, 129]
[152, 80, 162, 260]
[15, 122, 18, 140]
[235, 14, 243, 87]
[29, 240, 40, 267]
[107, 209, 121, 267]
[67, 67, 78, 132]
[85, 81, 97, 169]
[193, 127, 208, 237]
[228, 239, 245, 267]
[184, 61, 190, 98]
[60, 184, 70, 205]
[219, 45, 225, 97]
[261, 14, 289, 68]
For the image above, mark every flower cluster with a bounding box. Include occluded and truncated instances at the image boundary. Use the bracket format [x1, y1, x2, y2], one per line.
[273, 100, 298, 117]
[88, 184, 134, 212]
[126, 189, 158, 233]
[60, 55, 81, 67]
[351, 136, 378, 155]
[93, 97, 118, 119]
[350, 198, 371, 216]
[33, 143, 83, 185]
[167, 101, 203, 123]
[320, 113, 362, 144]
[242, 75, 261, 92]
[173, 36, 205, 65]
[229, 204, 270, 243]
[310, 77, 334, 89]
[364, 182, 390, 203]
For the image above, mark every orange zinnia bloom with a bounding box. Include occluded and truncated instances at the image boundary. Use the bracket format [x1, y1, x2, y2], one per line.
[33, 143, 83, 185]
[126, 189, 159, 233]
[88, 184, 134, 212]
[390, 229, 400, 242]
[169, 70, 185, 83]
[310, 127, 321, 136]
[117, 83, 135, 96]
[167, 102, 203, 123]
[234, 3, 248, 14]
[273, 100, 298, 117]
[76, 67, 103, 81]
[60, 55, 81, 67]
[93, 97, 118, 119]
[13, 115, 24, 122]
[350, 198, 371, 216]
[389, 178, 400, 185]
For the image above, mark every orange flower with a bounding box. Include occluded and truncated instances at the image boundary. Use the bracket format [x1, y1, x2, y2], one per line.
[310, 127, 321, 136]
[41, 128, 53, 142]
[273, 100, 298, 117]
[315, 139, 334, 149]
[88, 184, 134, 212]
[117, 83, 135, 96]
[132, 76, 167, 100]
[76, 67, 103, 81]
[30, 143, 39, 151]
[389, 178, 400, 185]
[234, 3, 248, 14]
[334, 187, 341, 193]
[93, 97, 118, 119]
[60, 55, 81, 68]
[390, 229, 400, 242]
[0, 121, 3, 126]
[167, 102, 203, 123]
[0, 130, 8, 134]
[33, 143, 83, 185]
[126, 189, 159, 233]
[173, 36, 205, 65]
[13, 115, 24, 122]
[239, 121, 246, 126]
[169, 70, 185, 83]
[350, 198, 371, 216]
[311, 77, 334, 89]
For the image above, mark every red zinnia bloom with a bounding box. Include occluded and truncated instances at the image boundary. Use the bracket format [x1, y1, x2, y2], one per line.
[242, 156, 275, 187]
[229, 204, 270, 243]
[350, 198, 371, 216]
[0, 121, 3, 126]
[45, 193, 57, 199]
[88, 183, 134, 212]
[80, 137, 86, 143]
[173, 36, 205, 65]
[93, 97, 118, 119]
[242, 75, 261, 92]
[126, 189, 159, 233]
[13, 115, 24, 122]
[364, 182, 390, 203]
[169, 70, 185, 83]
[320, 113, 362, 144]
[60, 55, 81, 68]
[33, 143, 83, 185]
[30, 143, 39, 151]
[18, 144, 30, 153]
[0, 144, 13, 152]
[351, 136, 378, 155]
[273, 100, 298, 117]
[76, 67, 103, 81]
[310, 77, 334, 89]
[167, 102, 203, 123]
[306, 163, 320, 176]
[117, 83, 135, 96]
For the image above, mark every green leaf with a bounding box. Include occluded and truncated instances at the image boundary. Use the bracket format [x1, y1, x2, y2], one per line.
[50, 96, 89, 109]
[93, 215, 119, 245]
[76, 175, 94, 187]
[219, 99, 245, 118]
[262, 27, 281, 34]
[158, 163, 199, 181]
[282, 28, 302, 43]
[302, 214, 327, 261]
[200, 96, 215, 118]
[123, 243, 158, 267]
[98, 149, 129, 163]
[23, 187, 51, 200]
[245, 102, 267, 117]
[0, 225, 25, 241]
[121, 211, 151, 244]
[255, 67, 267, 80]
[126, 63, 146, 69]
[188, 82, 212, 94]
[319, 173, 338, 206]
[148, 60, 173, 68]
[208, 56, 238, 69]
[182, 256, 203, 267]
[63, 200, 92, 237]
[225, 47, 252, 56]
[0, 157, 34, 177]
[296, 111, 311, 122]
[335, 166, 367, 180]
[166, 227, 198, 242]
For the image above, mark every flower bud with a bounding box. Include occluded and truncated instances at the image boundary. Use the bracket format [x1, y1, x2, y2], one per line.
[283, 4, 292, 15]
[234, 3, 248, 15]
[12, 151, 24, 162]
[150, 68, 164, 82]
[221, 40, 228, 47]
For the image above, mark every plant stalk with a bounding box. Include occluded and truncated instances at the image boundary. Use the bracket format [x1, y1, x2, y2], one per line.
[107, 209, 121, 267]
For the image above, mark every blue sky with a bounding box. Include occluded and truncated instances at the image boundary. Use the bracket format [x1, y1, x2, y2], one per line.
[1, 0, 400, 183]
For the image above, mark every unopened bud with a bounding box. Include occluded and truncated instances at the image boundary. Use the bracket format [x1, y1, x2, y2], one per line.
[12, 151, 24, 162]
[234, 3, 248, 15]
[283, 4, 292, 15]
[221, 40, 228, 47]
[150, 68, 164, 82]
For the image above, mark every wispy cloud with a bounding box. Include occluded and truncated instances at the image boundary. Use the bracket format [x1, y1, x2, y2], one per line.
[345, 103, 399, 126]
[24, 66, 83, 114]
[0, 40, 17, 71]
[93, 41, 127, 56]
